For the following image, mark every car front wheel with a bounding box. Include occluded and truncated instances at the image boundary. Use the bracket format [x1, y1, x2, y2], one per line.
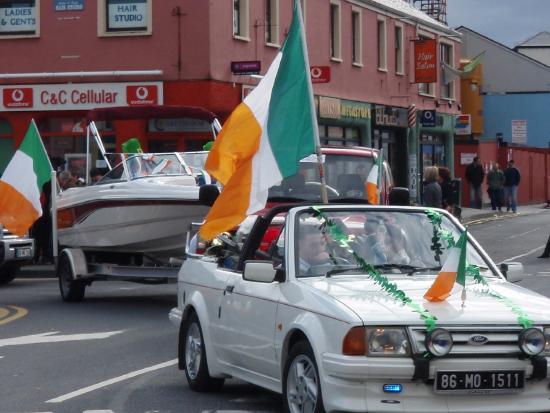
[182, 313, 224, 392]
[283, 340, 325, 413]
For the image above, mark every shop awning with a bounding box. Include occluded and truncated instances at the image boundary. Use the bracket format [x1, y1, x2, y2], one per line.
[86, 105, 218, 123]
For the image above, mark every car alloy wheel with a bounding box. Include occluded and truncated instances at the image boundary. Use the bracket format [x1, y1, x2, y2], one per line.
[286, 354, 319, 413]
[185, 322, 202, 380]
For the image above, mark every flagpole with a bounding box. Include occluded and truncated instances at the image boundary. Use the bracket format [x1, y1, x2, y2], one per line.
[296, 0, 328, 204]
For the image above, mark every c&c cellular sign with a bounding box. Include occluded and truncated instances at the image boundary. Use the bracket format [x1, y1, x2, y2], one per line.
[0, 82, 163, 111]
[3, 88, 33, 108]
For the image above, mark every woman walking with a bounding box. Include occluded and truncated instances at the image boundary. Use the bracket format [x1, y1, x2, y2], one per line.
[487, 163, 505, 211]
[423, 166, 442, 208]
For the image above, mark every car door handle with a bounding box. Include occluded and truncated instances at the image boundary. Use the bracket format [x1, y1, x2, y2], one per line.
[224, 285, 234, 295]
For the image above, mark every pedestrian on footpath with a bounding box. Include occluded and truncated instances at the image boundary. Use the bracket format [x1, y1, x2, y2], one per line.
[538, 235, 550, 258]
[423, 166, 442, 208]
[465, 156, 485, 209]
[487, 162, 505, 211]
[503, 160, 521, 213]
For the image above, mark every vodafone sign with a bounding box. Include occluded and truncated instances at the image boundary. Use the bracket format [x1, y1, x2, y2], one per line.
[0, 82, 163, 111]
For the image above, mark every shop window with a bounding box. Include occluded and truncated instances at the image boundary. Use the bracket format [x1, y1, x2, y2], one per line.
[233, 0, 249, 40]
[329, 0, 341, 60]
[0, 118, 13, 175]
[265, 0, 279, 46]
[319, 125, 360, 147]
[395, 24, 404, 75]
[98, 0, 152, 37]
[0, 0, 39, 38]
[440, 42, 454, 100]
[377, 17, 387, 71]
[351, 8, 362, 66]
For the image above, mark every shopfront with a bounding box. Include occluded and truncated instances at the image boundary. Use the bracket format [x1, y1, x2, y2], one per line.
[0, 81, 224, 179]
[316, 96, 371, 147]
[372, 105, 409, 188]
[418, 112, 455, 183]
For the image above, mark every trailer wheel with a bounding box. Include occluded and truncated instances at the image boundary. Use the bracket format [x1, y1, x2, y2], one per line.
[58, 254, 86, 302]
[0, 264, 19, 285]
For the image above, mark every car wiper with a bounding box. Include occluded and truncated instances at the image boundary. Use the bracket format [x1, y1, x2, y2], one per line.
[374, 264, 442, 275]
[325, 266, 368, 278]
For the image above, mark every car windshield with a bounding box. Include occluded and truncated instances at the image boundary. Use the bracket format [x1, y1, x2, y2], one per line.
[295, 209, 496, 279]
[125, 154, 188, 179]
[268, 154, 376, 201]
[181, 152, 209, 171]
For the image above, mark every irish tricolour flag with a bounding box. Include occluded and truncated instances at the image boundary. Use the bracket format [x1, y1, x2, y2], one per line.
[199, 0, 316, 240]
[366, 152, 383, 205]
[424, 231, 467, 302]
[0, 122, 52, 236]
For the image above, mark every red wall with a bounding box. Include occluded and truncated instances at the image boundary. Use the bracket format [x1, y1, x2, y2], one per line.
[455, 141, 550, 206]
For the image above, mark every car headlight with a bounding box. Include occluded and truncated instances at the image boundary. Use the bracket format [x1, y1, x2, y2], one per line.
[543, 327, 550, 355]
[425, 328, 453, 357]
[342, 327, 410, 356]
[519, 328, 545, 356]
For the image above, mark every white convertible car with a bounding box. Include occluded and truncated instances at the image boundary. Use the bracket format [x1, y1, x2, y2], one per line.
[169, 204, 550, 413]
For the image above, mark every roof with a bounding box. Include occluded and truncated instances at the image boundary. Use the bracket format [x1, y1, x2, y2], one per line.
[86, 105, 218, 123]
[360, 0, 458, 36]
[457, 26, 550, 70]
[516, 31, 550, 48]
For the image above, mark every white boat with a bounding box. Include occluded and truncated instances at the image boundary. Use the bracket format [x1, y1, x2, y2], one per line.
[55, 106, 221, 265]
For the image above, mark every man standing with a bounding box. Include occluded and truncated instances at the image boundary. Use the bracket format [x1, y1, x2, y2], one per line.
[503, 160, 521, 213]
[465, 156, 485, 209]
[487, 163, 505, 211]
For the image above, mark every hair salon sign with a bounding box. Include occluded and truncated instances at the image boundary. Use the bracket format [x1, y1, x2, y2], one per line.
[414, 38, 437, 84]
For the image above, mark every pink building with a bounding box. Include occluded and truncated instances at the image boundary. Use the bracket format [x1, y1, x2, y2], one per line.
[0, 0, 461, 195]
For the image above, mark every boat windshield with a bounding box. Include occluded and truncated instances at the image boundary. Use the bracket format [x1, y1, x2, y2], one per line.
[125, 154, 189, 179]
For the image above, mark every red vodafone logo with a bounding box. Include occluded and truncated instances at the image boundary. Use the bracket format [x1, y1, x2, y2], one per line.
[127, 85, 158, 105]
[3, 88, 33, 108]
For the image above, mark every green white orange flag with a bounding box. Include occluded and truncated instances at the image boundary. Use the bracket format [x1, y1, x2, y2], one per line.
[0, 122, 52, 236]
[366, 151, 383, 205]
[199, 0, 316, 240]
[424, 230, 468, 302]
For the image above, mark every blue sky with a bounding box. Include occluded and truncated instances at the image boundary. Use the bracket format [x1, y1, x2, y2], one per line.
[446, 0, 550, 47]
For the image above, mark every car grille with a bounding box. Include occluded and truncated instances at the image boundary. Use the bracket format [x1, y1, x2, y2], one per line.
[407, 326, 526, 356]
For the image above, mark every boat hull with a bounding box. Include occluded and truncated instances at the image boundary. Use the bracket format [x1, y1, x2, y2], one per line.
[58, 199, 208, 261]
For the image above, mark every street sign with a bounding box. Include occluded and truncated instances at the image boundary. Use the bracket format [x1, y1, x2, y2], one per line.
[421, 110, 436, 127]
[310, 66, 331, 83]
[511, 120, 527, 144]
[231, 61, 261, 75]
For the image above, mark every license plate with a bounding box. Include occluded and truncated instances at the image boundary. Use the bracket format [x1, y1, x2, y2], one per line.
[15, 248, 32, 258]
[435, 370, 524, 394]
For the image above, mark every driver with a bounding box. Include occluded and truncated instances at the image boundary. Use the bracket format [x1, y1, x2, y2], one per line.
[298, 225, 331, 275]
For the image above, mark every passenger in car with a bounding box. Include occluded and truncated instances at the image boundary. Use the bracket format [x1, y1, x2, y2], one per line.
[298, 225, 331, 275]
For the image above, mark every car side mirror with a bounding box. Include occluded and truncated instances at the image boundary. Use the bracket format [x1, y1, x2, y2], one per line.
[500, 262, 524, 283]
[389, 187, 410, 206]
[199, 184, 220, 206]
[243, 260, 283, 283]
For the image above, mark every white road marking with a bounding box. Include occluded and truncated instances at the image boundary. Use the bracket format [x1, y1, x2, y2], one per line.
[507, 227, 540, 239]
[504, 245, 545, 262]
[83, 410, 115, 413]
[46, 359, 177, 403]
[0, 331, 123, 348]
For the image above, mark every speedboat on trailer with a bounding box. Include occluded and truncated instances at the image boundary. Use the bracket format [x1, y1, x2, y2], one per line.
[56, 106, 221, 265]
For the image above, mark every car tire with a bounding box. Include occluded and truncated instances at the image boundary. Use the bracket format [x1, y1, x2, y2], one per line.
[58, 254, 86, 302]
[182, 312, 224, 392]
[0, 264, 19, 285]
[283, 340, 325, 413]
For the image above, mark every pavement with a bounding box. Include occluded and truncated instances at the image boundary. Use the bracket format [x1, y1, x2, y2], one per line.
[16, 202, 549, 278]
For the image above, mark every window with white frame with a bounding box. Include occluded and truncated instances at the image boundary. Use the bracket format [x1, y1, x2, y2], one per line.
[0, 0, 39, 37]
[300, 0, 306, 26]
[440, 42, 454, 99]
[330, 1, 341, 60]
[351, 8, 362, 65]
[265, 0, 279, 45]
[377, 17, 387, 70]
[233, 0, 250, 39]
[395, 24, 404, 74]
[98, 0, 152, 36]
[418, 35, 435, 95]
